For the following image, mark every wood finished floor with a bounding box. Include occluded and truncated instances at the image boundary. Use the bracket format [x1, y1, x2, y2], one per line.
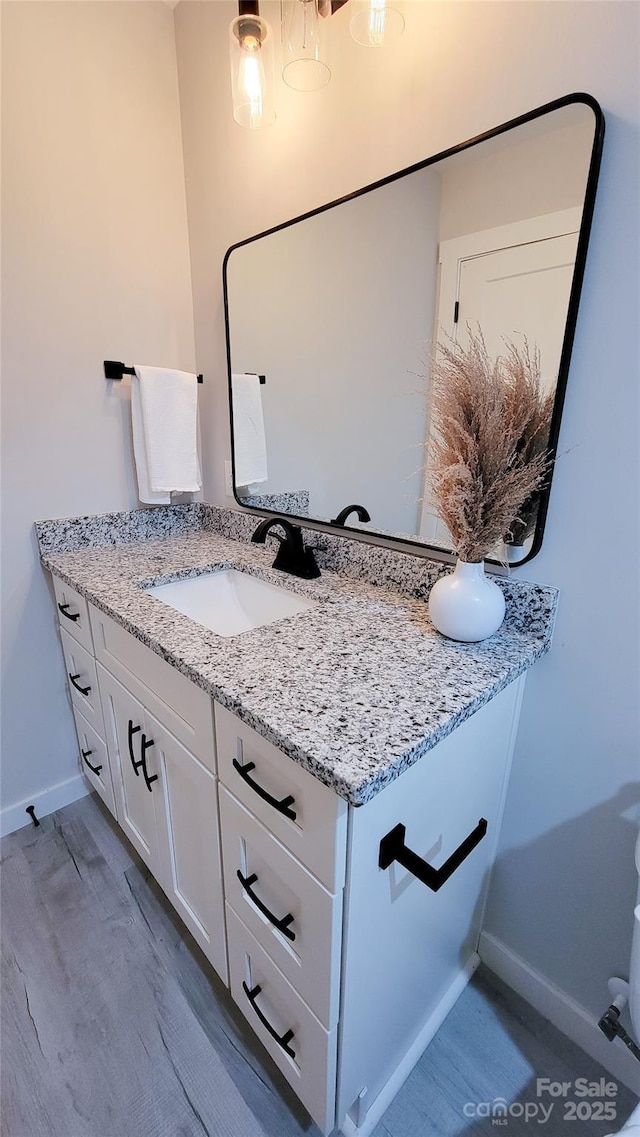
[1, 793, 634, 1137]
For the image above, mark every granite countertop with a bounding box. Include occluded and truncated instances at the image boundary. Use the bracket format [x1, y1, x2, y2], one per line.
[37, 505, 558, 807]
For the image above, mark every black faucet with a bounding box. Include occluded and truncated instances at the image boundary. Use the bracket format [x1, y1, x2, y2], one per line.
[251, 517, 321, 580]
[330, 503, 371, 527]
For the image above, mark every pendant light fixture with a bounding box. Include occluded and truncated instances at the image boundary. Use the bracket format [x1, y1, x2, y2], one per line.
[229, 1, 276, 128]
[349, 0, 404, 47]
[228, 0, 405, 126]
[281, 0, 331, 92]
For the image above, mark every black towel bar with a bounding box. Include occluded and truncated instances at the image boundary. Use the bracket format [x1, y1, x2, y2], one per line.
[104, 360, 203, 384]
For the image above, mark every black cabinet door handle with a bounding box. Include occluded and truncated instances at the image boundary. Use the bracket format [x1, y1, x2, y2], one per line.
[379, 818, 488, 892]
[232, 758, 296, 821]
[127, 721, 157, 792]
[242, 982, 295, 1058]
[237, 871, 295, 941]
[127, 720, 141, 772]
[139, 735, 158, 793]
[58, 602, 80, 623]
[81, 748, 102, 776]
[69, 673, 91, 696]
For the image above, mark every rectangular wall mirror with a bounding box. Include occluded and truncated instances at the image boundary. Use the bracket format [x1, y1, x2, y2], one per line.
[224, 93, 604, 566]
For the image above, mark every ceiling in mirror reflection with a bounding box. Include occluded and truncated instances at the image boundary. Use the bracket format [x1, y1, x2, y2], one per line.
[225, 98, 601, 562]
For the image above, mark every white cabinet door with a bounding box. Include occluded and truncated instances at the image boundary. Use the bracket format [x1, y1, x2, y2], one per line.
[154, 719, 228, 984]
[98, 661, 228, 984]
[98, 664, 161, 874]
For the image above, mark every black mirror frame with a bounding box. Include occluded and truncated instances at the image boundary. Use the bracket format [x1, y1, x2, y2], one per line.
[223, 92, 605, 568]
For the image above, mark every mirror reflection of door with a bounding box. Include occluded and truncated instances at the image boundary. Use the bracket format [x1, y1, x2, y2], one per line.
[419, 210, 581, 548]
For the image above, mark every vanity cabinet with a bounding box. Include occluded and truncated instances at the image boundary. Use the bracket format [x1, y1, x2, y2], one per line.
[216, 679, 523, 1137]
[50, 574, 525, 1137]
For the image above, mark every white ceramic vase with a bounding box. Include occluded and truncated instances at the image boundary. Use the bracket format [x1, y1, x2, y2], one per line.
[428, 560, 506, 642]
[505, 543, 526, 564]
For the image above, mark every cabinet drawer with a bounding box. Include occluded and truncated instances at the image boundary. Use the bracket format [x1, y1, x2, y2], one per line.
[216, 704, 347, 893]
[227, 905, 337, 1136]
[220, 787, 342, 1028]
[59, 627, 104, 736]
[90, 604, 215, 772]
[52, 576, 93, 653]
[72, 708, 116, 817]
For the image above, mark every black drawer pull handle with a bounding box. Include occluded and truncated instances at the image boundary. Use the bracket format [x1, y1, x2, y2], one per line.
[237, 871, 295, 941]
[379, 818, 488, 892]
[232, 759, 296, 821]
[242, 982, 295, 1058]
[58, 602, 80, 623]
[69, 673, 91, 696]
[81, 748, 102, 776]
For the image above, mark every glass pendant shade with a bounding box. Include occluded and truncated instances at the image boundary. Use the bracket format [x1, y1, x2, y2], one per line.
[349, 0, 404, 47]
[229, 7, 276, 128]
[281, 0, 331, 92]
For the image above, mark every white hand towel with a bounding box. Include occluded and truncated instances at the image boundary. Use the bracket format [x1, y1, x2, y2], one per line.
[232, 373, 268, 486]
[132, 366, 202, 505]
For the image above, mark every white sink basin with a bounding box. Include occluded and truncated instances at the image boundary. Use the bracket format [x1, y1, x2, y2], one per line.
[145, 568, 316, 637]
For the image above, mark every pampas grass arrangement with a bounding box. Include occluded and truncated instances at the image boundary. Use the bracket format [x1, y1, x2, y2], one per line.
[427, 328, 554, 563]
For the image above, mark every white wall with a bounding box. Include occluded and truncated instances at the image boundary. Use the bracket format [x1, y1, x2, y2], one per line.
[439, 107, 594, 240]
[174, 0, 640, 1046]
[0, 2, 195, 826]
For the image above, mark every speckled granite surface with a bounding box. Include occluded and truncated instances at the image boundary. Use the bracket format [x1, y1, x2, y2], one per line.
[237, 489, 310, 516]
[37, 506, 557, 806]
[35, 504, 205, 552]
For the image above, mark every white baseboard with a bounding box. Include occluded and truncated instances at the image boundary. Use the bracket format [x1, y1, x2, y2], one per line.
[479, 931, 640, 1095]
[339, 954, 480, 1136]
[0, 774, 89, 838]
